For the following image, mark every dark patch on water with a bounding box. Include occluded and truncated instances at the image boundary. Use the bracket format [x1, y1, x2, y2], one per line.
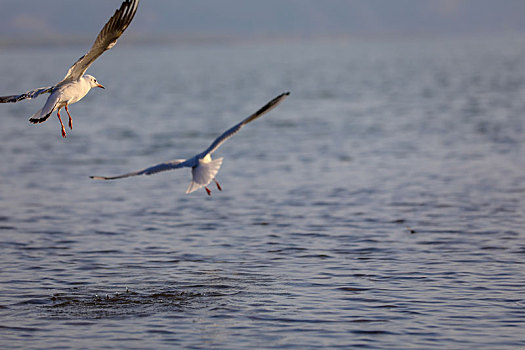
[44, 286, 238, 320]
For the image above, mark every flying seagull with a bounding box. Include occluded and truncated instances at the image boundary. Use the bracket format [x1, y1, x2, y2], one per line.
[0, 0, 139, 138]
[91, 92, 290, 195]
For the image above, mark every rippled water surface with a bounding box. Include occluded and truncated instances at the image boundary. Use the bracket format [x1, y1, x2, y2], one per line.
[0, 36, 524, 349]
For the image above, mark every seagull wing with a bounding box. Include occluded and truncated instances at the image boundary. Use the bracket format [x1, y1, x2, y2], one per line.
[0, 86, 53, 103]
[63, 0, 139, 82]
[202, 92, 290, 156]
[90, 159, 186, 180]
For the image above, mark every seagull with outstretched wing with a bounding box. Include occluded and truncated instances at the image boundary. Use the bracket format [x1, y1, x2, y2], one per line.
[0, 0, 139, 138]
[91, 92, 290, 195]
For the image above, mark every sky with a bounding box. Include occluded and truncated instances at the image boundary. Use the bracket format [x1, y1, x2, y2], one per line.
[0, 0, 524, 43]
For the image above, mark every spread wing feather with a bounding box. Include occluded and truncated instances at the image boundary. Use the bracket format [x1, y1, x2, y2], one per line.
[64, 0, 139, 81]
[0, 86, 53, 103]
[90, 159, 186, 180]
[202, 92, 290, 156]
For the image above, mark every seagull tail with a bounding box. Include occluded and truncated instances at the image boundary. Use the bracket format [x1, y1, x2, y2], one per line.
[186, 157, 224, 194]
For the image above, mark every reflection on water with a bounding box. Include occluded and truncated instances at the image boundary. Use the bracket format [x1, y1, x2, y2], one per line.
[0, 36, 524, 349]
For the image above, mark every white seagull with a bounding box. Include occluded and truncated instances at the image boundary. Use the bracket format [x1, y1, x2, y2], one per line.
[0, 0, 139, 138]
[91, 92, 290, 195]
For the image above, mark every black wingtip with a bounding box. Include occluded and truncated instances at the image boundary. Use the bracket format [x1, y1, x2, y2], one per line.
[278, 91, 290, 100]
[276, 91, 290, 99]
[29, 110, 53, 124]
[245, 91, 290, 123]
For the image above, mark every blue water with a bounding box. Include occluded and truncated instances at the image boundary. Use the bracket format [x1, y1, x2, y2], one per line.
[0, 35, 524, 349]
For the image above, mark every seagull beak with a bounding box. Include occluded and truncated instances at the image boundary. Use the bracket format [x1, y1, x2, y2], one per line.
[97, 84, 105, 89]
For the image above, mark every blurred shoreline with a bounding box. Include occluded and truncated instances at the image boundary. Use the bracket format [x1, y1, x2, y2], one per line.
[1, 31, 523, 49]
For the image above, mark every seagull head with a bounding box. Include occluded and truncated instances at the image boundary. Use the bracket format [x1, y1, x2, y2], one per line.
[85, 75, 105, 89]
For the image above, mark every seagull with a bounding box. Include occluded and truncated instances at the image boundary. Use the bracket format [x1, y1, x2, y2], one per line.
[0, 0, 139, 138]
[91, 92, 290, 195]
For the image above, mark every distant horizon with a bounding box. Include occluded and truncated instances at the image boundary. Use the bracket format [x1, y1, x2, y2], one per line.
[1, 30, 522, 49]
[0, 0, 523, 46]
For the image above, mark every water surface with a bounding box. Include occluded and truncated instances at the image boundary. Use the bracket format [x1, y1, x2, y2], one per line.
[0, 36, 524, 349]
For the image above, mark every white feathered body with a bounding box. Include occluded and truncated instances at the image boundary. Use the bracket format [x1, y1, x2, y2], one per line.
[30, 76, 95, 121]
[186, 154, 224, 193]
[57, 76, 94, 105]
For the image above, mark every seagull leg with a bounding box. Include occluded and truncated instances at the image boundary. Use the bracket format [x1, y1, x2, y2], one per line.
[205, 187, 211, 196]
[65, 105, 73, 130]
[56, 109, 66, 138]
[214, 179, 222, 191]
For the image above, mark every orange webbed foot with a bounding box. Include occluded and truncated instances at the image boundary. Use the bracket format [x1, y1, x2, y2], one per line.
[65, 105, 73, 130]
[57, 110, 67, 138]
